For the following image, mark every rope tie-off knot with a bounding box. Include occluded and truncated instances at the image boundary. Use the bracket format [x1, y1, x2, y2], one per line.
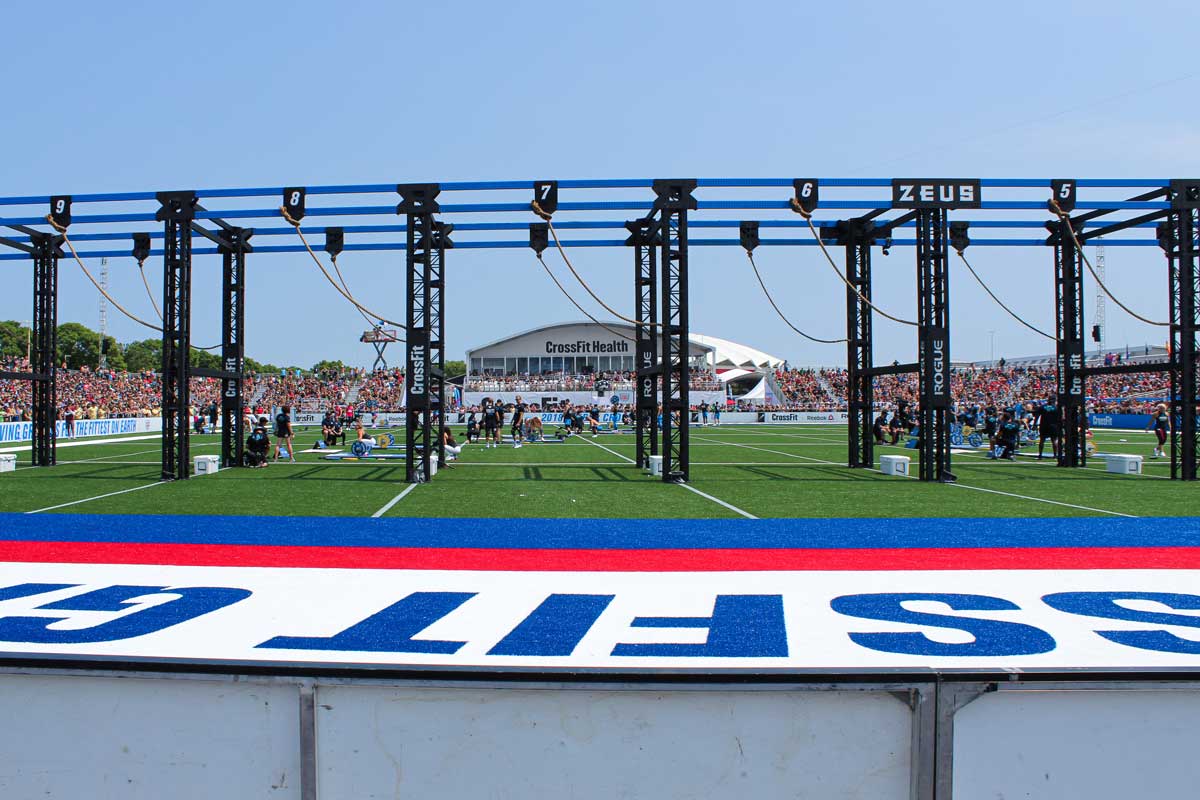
[788, 197, 812, 220]
[531, 200, 553, 221]
[280, 206, 302, 228]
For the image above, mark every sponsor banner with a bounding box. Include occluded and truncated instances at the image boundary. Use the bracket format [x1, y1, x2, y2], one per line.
[1089, 413, 1152, 430]
[0, 417, 162, 444]
[757, 411, 849, 425]
[289, 412, 324, 426]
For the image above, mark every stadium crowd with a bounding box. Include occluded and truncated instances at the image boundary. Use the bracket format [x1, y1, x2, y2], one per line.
[0, 358, 1180, 424]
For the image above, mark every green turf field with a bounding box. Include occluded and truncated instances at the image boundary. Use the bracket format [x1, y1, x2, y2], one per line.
[1, 424, 1195, 519]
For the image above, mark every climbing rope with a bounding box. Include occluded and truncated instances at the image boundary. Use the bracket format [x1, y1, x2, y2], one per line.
[534, 252, 635, 342]
[745, 251, 846, 344]
[791, 203, 919, 327]
[280, 206, 407, 331]
[45, 217, 234, 352]
[952, 249, 1054, 340]
[1049, 197, 1168, 327]
[533, 200, 661, 329]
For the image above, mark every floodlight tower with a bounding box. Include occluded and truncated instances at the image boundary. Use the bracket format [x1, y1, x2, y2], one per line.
[98, 257, 109, 368]
[1094, 242, 1107, 357]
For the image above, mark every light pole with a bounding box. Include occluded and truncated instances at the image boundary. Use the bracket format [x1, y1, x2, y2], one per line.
[989, 330, 995, 366]
[23, 319, 31, 363]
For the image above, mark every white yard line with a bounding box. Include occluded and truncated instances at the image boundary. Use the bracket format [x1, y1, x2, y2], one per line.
[691, 435, 841, 465]
[371, 483, 419, 518]
[577, 434, 758, 519]
[25, 480, 165, 514]
[948, 482, 1137, 518]
[677, 483, 758, 519]
[0, 433, 169, 454]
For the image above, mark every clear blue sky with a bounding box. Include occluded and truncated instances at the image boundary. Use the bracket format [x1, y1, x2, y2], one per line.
[2, 0, 1197, 368]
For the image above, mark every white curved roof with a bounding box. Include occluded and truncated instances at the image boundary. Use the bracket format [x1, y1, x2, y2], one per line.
[689, 333, 785, 370]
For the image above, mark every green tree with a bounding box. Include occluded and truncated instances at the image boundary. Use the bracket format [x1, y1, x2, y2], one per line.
[312, 359, 349, 374]
[123, 338, 162, 372]
[56, 322, 103, 369]
[0, 320, 31, 361]
[444, 359, 466, 377]
[190, 348, 221, 370]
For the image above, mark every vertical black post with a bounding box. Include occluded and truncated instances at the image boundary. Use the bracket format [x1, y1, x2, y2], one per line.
[654, 180, 697, 483]
[841, 220, 875, 469]
[156, 191, 197, 481]
[627, 217, 659, 468]
[220, 227, 252, 468]
[1052, 219, 1086, 468]
[915, 209, 953, 482]
[398, 184, 438, 484]
[30, 232, 59, 467]
[1167, 181, 1200, 480]
[431, 220, 453, 469]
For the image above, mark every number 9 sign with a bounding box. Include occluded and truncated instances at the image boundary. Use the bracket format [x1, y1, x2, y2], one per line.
[283, 186, 306, 221]
[792, 179, 818, 214]
[49, 195, 72, 229]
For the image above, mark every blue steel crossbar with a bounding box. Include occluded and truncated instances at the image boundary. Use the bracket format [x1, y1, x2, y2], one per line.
[0, 237, 1155, 262]
[0, 177, 1171, 206]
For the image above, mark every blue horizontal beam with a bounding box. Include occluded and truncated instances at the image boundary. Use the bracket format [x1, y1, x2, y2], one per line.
[0, 178, 1171, 206]
[0, 199, 1174, 228]
[2, 216, 1165, 245]
[0, 236, 1158, 262]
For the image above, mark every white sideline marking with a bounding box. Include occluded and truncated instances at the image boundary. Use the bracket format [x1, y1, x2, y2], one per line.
[25, 480, 164, 514]
[372, 483, 419, 518]
[578, 435, 758, 519]
[692, 435, 841, 465]
[949, 482, 1137, 518]
[0, 433, 165, 454]
[677, 483, 758, 519]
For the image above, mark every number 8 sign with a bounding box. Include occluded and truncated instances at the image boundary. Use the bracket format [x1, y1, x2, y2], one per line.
[282, 187, 306, 221]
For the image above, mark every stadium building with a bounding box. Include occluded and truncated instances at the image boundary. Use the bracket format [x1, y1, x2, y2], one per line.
[464, 321, 786, 404]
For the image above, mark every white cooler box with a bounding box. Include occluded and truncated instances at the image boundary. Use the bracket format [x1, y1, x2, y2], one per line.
[193, 455, 220, 475]
[1105, 454, 1143, 475]
[0, 454, 16, 473]
[648, 455, 663, 477]
[880, 455, 910, 476]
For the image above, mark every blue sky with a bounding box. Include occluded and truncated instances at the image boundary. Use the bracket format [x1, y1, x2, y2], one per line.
[1, 0, 1197, 368]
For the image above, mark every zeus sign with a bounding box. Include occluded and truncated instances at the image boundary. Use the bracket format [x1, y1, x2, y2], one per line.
[892, 179, 982, 209]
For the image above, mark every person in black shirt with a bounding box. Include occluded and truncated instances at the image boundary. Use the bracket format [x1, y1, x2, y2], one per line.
[246, 417, 271, 468]
[1037, 399, 1060, 460]
[511, 395, 526, 449]
[481, 399, 501, 449]
[321, 412, 341, 447]
[996, 412, 1020, 460]
[274, 405, 296, 463]
[872, 411, 888, 445]
[465, 411, 480, 443]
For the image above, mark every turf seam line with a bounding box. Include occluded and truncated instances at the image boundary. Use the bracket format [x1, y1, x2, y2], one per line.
[24, 480, 164, 515]
[371, 483, 419, 518]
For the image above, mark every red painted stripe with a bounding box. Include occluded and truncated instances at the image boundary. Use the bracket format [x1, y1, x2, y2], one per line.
[2, 542, 1200, 571]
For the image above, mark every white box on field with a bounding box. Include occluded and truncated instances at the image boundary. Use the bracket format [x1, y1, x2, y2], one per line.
[0, 454, 15, 473]
[1105, 454, 1142, 475]
[648, 455, 663, 476]
[193, 455, 220, 476]
[880, 455, 910, 476]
